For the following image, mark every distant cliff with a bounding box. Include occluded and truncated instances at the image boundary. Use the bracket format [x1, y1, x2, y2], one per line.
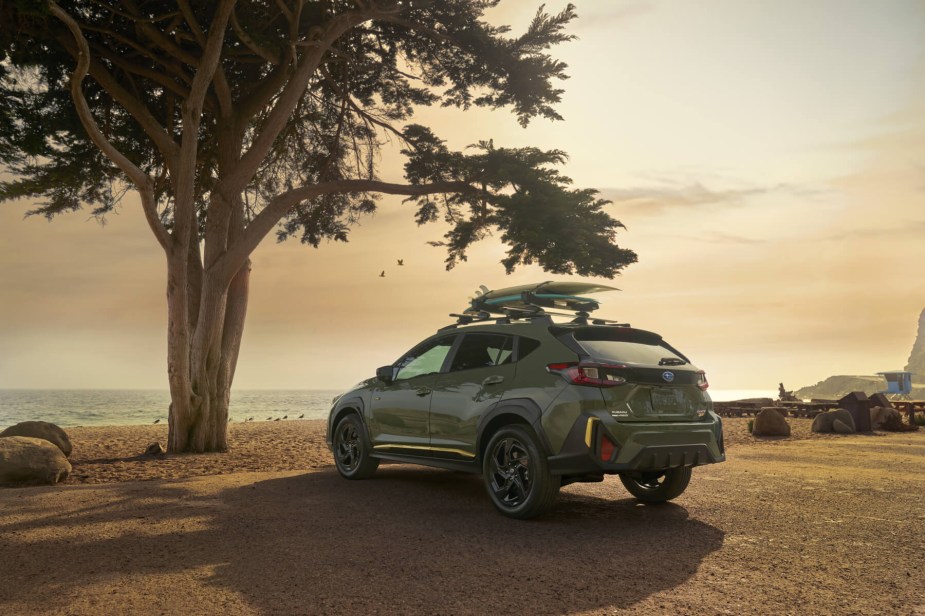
[905, 308, 925, 376]
[794, 375, 925, 400]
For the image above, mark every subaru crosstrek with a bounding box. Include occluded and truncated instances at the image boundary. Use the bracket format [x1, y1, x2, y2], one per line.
[326, 282, 725, 519]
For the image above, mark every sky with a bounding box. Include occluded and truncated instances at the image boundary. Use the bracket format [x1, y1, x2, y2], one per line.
[1, 0, 924, 393]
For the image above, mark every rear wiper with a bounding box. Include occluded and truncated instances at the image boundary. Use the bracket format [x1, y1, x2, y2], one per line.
[658, 357, 686, 366]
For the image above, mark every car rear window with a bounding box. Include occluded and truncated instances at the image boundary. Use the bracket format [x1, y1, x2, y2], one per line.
[574, 339, 687, 366]
[564, 327, 689, 366]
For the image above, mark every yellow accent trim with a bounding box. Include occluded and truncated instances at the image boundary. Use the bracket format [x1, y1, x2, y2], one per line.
[584, 417, 600, 448]
[373, 444, 476, 458]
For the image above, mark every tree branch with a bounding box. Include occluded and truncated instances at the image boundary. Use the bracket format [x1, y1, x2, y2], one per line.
[172, 0, 235, 252]
[221, 10, 369, 196]
[122, 0, 202, 68]
[48, 0, 170, 252]
[231, 8, 280, 65]
[319, 64, 411, 147]
[215, 179, 475, 283]
[79, 22, 194, 87]
[181, 0, 234, 118]
[55, 39, 182, 167]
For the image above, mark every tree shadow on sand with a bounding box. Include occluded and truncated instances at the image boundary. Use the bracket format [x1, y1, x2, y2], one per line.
[0, 467, 724, 614]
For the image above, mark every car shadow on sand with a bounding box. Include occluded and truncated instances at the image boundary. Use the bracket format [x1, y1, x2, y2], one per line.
[206, 467, 725, 614]
[0, 466, 724, 614]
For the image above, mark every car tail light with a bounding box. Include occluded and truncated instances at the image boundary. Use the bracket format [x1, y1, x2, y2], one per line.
[546, 362, 627, 387]
[600, 434, 616, 461]
[697, 371, 709, 391]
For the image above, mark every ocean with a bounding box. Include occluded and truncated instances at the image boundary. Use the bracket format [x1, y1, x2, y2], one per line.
[0, 388, 776, 430]
[0, 389, 343, 430]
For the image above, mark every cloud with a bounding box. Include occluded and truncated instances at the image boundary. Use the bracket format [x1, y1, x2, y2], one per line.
[573, 2, 654, 31]
[659, 230, 767, 245]
[816, 219, 925, 243]
[598, 181, 817, 216]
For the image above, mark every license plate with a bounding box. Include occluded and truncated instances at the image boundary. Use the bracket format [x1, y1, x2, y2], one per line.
[650, 388, 682, 413]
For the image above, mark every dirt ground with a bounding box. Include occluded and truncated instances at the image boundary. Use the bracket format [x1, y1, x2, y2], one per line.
[0, 419, 923, 615]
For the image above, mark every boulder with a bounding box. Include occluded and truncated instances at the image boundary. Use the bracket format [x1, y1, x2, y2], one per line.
[0, 421, 72, 457]
[0, 436, 71, 484]
[832, 419, 855, 434]
[812, 408, 857, 434]
[752, 408, 791, 437]
[870, 406, 903, 430]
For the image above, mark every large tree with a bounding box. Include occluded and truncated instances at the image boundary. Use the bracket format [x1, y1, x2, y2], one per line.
[0, 0, 637, 452]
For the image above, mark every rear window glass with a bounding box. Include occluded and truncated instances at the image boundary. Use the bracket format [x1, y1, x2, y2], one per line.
[574, 339, 687, 366]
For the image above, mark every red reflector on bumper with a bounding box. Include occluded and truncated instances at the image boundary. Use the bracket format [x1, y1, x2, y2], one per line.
[600, 435, 616, 461]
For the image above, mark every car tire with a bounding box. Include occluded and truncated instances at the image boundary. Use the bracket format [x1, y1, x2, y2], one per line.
[483, 424, 560, 519]
[619, 466, 692, 502]
[333, 414, 379, 479]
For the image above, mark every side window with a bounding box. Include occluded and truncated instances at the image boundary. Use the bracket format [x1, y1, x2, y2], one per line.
[449, 333, 514, 372]
[517, 337, 541, 360]
[394, 336, 456, 381]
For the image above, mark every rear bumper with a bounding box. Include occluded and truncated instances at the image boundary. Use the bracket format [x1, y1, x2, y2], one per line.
[546, 412, 726, 476]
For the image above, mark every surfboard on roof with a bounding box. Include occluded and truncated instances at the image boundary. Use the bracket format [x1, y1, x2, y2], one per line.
[466, 281, 619, 315]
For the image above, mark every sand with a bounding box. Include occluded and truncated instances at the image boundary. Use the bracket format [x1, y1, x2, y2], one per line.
[62, 420, 333, 484]
[1, 418, 924, 615]
[55, 417, 856, 485]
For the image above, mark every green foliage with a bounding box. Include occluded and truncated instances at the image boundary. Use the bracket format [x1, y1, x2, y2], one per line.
[0, 0, 636, 278]
[747, 419, 754, 434]
[914, 413, 925, 427]
[401, 127, 636, 274]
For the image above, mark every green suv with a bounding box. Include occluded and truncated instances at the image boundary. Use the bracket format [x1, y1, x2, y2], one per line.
[326, 282, 725, 518]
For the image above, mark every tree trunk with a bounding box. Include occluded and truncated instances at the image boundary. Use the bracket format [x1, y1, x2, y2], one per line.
[166, 257, 251, 454]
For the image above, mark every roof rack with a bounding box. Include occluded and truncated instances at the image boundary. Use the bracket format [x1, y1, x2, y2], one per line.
[439, 305, 631, 330]
[438, 281, 629, 331]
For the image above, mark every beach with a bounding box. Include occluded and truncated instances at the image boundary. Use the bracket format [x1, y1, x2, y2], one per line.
[1, 418, 924, 615]
[61, 420, 333, 484]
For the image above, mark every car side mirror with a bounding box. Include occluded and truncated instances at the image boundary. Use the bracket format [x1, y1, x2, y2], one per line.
[376, 365, 394, 384]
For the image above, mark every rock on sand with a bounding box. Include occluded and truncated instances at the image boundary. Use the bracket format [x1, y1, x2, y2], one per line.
[0, 436, 72, 484]
[752, 408, 791, 437]
[0, 421, 73, 457]
[870, 406, 903, 430]
[811, 409, 856, 434]
[832, 419, 855, 434]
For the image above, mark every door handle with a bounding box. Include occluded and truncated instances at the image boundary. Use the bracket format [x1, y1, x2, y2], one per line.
[482, 375, 505, 386]
[415, 387, 432, 397]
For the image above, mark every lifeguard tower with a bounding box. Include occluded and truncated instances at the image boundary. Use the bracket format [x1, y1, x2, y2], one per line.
[877, 371, 914, 399]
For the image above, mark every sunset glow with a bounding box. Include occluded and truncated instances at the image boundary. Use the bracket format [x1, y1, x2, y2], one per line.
[2, 0, 923, 392]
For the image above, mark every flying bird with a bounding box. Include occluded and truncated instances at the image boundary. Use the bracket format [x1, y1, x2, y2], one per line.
[397, 259, 404, 266]
[298, 414, 305, 419]
[379, 270, 386, 277]
[153, 419, 160, 424]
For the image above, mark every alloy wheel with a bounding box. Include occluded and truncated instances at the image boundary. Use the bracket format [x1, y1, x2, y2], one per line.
[335, 421, 361, 472]
[488, 437, 533, 507]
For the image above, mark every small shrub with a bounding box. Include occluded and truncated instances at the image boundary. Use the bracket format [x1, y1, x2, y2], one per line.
[747, 419, 754, 434]
[914, 413, 925, 427]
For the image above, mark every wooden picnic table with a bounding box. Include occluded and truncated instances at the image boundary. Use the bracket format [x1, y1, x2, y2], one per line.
[712, 400, 839, 419]
[886, 400, 925, 424]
